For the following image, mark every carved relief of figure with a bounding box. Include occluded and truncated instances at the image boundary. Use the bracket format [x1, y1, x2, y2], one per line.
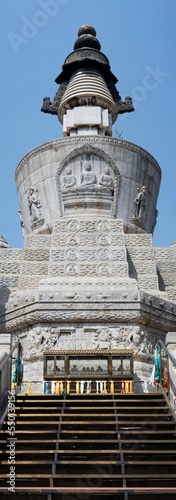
[67, 234, 79, 246]
[18, 210, 24, 228]
[133, 186, 146, 220]
[66, 220, 79, 232]
[98, 263, 110, 276]
[97, 220, 110, 232]
[80, 164, 97, 190]
[97, 248, 109, 260]
[28, 188, 42, 222]
[99, 167, 114, 193]
[62, 167, 76, 191]
[18, 210, 25, 236]
[98, 234, 110, 246]
[66, 263, 78, 276]
[66, 249, 78, 261]
[152, 208, 158, 233]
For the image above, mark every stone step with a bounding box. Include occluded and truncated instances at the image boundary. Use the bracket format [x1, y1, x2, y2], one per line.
[14, 408, 172, 420]
[14, 405, 169, 411]
[0, 473, 176, 489]
[1, 448, 176, 456]
[8, 419, 175, 426]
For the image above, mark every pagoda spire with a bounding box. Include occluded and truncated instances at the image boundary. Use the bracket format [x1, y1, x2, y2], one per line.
[41, 25, 134, 136]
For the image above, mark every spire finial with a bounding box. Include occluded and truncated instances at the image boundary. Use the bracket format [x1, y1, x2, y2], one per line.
[74, 25, 101, 51]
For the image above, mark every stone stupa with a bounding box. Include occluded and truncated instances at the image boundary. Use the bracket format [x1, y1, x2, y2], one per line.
[0, 25, 176, 392]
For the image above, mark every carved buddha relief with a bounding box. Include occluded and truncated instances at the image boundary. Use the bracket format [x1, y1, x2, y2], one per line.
[56, 145, 120, 217]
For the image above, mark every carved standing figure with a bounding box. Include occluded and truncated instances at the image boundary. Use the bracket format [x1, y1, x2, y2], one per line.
[133, 186, 146, 220]
[18, 210, 25, 236]
[18, 210, 24, 228]
[28, 188, 42, 222]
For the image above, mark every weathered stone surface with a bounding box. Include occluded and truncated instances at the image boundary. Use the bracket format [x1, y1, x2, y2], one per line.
[22, 249, 50, 261]
[24, 235, 52, 248]
[1, 27, 175, 391]
[18, 276, 47, 290]
[127, 248, 154, 260]
[137, 275, 159, 290]
[0, 262, 21, 274]
[125, 234, 152, 247]
[0, 249, 22, 260]
[15, 137, 161, 235]
[21, 262, 48, 275]
[0, 334, 11, 357]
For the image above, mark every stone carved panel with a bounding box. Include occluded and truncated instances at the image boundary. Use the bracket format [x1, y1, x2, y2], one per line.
[0, 249, 22, 261]
[132, 262, 157, 275]
[65, 249, 79, 260]
[49, 262, 128, 278]
[25, 325, 58, 360]
[111, 249, 126, 261]
[38, 279, 137, 295]
[78, 250, 96, 261]
[66, 234, 80, 246]
[166, 288, 176, 302]
[56, 144, 121, 217]
[160, 275, 176, 287]
[110, 221, 123, 232]
[97, 234, 111, 246]
[21, 262, 48, 275]
[66, 220, 80, 232]
[127, 248, 154, 261]
[96, 220, 111, 232]
[65, 263, 79, 277]
[53, 233, 98, 247]
[52, 235, 67, 247]
[79, 221, 97, 232]
[111, 235, 125, 246]
[79, 235, 97, 246]
[0, 262, 21, 274]
[54, 221, 69, 233]
[157, 261, 176, 273]
[137, 276, 159, 290]
[0, 276, 19, 288]
[25, 235, 51, 248]
[53, 218, 125, 235]
[125, 234, 152, 247]
[97, 263, 112, 277]
[18, 276, 44, 289]
[154, 248, 174, 260]
[73, 264, 97, 277]
[50, 250, 66, 262]
[51, 249, 110, 262]
[22, 249, 50, 261]
[97, 248, 110, 261]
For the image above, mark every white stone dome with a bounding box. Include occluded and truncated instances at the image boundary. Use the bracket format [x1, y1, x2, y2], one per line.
[58, 69, 118, 124]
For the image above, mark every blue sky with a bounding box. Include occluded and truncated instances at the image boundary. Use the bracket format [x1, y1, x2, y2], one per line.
[1, 0, 176, 248]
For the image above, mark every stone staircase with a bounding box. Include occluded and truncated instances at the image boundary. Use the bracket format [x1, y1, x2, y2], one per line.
[0, 392, 176, 499]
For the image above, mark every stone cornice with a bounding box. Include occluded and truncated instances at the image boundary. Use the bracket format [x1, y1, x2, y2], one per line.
[1, 293, 175, 333]
[15, 137, 161, 180]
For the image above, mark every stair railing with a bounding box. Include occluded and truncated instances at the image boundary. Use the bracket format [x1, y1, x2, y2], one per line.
[157, 339, 176, 418]
[0, 341, 21, 425]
